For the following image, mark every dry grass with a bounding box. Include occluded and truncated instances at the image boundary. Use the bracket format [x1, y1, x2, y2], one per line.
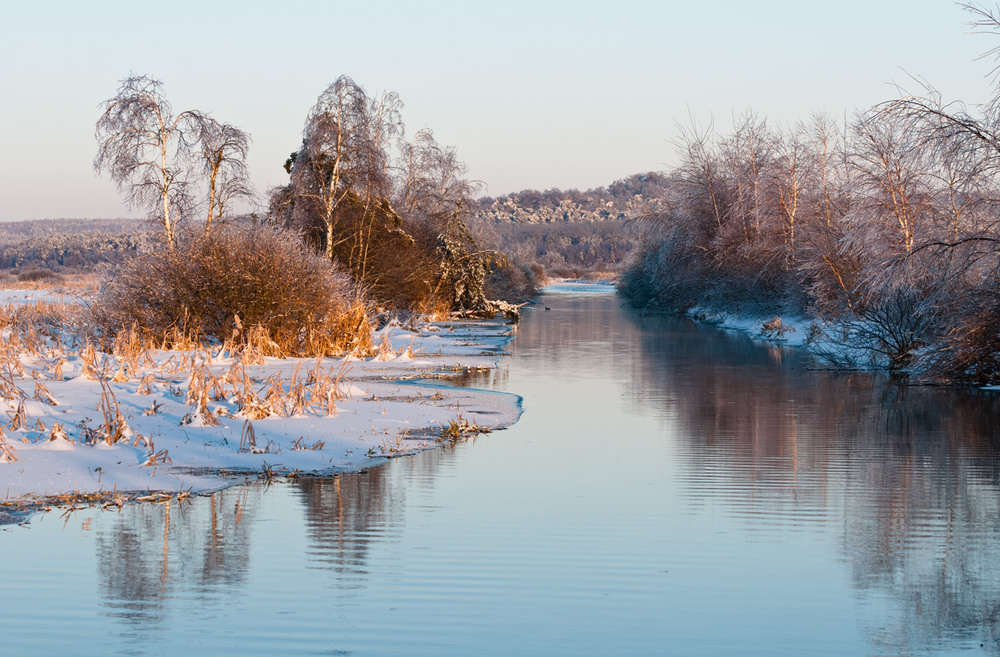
[0, 428, 19, 462]
[96, 378, 131, 446]
[437, 414, 490, 442]
[0, 271, 99, 293]
[0, 487, 193, 518]
[0, 283, 438, 494]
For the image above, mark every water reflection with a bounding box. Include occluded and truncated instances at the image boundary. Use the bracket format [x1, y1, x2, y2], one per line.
[294, 470, 399, 583]
[11, 289, 1000, 656]
[626, 309, 1000, 654]
[98, 487, 261, 609]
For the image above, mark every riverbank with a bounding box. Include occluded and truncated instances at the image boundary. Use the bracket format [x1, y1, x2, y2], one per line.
[0, 289, 521, 512]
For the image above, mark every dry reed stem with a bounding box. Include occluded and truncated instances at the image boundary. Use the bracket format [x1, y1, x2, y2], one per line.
[0, 360, 24, 402]
[375, 333, 394, 361]
[79, 341, 104, 380]
[239, 420, 256, 453]
[142, 449, 172, 465]
[33, 383, 58, 406]
[0, 424, 18, 462]
[51, 358, 65, 381]
[6, 399, 26, 431]
[132, 432, 153, 450]
[48, 422, 71, 443]
[0, 435, 19, 462]
[96, 378, 131, 445]
[137, 373, 156, 395]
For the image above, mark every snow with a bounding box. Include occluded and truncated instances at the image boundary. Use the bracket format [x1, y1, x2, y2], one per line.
[0, 299, 521, 506]
[686, 306, 902, 372]
[0, 288, 77, 306]
[688, 307, 814, 348]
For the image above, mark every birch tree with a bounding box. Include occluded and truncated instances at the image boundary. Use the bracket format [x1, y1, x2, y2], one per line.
[95, 75, 197, 248]
[289, 76, 403, 261]
[190, 116, 254, 233]
[397, 128, 483, 219]
[95, 75, 253, 244]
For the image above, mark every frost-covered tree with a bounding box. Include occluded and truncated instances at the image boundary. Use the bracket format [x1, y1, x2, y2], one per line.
[287, 75, 403, 266]
[94, 75, 197, 247]
[190, 115, 254, 233]
[398, 129, 482, 219]
[95, 75, 253, 245]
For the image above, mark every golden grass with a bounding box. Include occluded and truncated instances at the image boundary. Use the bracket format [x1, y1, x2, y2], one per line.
[0, 289, 496, 503]
[0, 272, 100, 292]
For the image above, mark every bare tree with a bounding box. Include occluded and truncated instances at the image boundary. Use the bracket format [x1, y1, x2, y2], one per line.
[289, 76, 403, 261]
[190, 116, 254, 233]
[770, 127, 812, 266]
[95, 75, 254, 245]
[720, 110, 774, 244]
[804, 113, 852, 229]
[397, 128, 483, 219]
[851, 111, 933, 253]
[672, 120, 727, 239]
[95, 75, 198, 247]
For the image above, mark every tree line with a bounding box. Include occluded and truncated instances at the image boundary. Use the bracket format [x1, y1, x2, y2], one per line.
[465, 172, 670, 276]
[622, 6, 1000, 383]
[475, 172, 670, 224]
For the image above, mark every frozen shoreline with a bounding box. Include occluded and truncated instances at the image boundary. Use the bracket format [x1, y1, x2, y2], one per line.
[0, 292, 522, 509]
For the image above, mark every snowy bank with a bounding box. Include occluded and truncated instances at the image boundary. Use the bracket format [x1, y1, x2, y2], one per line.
[686, 306, 917, 372]
[0, 295, 521, 508]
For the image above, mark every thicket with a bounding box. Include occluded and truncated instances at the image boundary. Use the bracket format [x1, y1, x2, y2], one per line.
[268, 76, 531, 317]
[620, 70, 1000, 381]
[90, 224, 369, 357]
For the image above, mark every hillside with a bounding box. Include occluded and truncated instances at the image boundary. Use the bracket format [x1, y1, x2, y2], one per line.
[469, 172, 669, 277]
[474, 172, 670, 225]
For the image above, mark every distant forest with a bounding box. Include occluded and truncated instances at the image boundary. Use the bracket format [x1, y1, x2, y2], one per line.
[470, 172, 669, 277]
[0, 218, 154, 271]
[2, 172, 665, 278]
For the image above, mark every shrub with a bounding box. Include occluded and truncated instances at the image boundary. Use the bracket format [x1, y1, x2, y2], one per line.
[927, 290, 1000, 385]
[90, 224, 371, 357]
[17, 268, 61, 283]
[484, 260, 539, 304]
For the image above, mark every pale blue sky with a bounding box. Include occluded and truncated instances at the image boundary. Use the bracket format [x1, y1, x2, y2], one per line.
[0, 0, 993, 220]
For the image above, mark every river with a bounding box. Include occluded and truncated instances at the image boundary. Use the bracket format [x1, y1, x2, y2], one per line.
[3, 284, 1000, 656]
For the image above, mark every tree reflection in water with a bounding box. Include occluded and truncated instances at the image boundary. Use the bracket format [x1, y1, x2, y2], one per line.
[293, 470, 397, 584]
[81, 290, 1000, 656]
[626, 310, 1000, 654]
[97, 486, 263, 643]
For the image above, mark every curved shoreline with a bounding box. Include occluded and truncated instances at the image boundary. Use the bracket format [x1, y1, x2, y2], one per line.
[0, 310, 522, 516]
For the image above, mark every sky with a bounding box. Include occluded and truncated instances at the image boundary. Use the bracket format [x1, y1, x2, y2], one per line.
[0, 0, 996, 221]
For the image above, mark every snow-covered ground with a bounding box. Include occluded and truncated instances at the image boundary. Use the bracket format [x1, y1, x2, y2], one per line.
[688, 307, 814, 348]
[0, 292, 521, 507]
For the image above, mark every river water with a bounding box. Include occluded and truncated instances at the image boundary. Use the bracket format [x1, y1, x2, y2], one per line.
[4, 284, 1000, 656]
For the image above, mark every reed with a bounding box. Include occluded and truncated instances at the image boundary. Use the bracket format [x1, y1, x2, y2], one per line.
[6, 399, 26, 431]
[47, 422, 70, 443]
[142, 449, 172, 465]
[0, 427, 18, 462]
[239, 419, 257, 453]
[96, 377, 131, 446]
